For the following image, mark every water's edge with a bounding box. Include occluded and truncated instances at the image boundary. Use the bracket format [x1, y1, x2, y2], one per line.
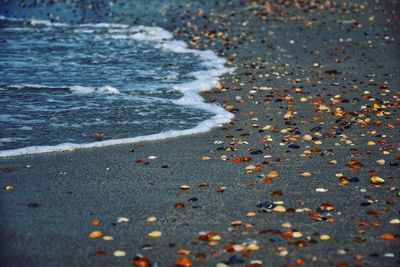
[0, 17, 234, 157]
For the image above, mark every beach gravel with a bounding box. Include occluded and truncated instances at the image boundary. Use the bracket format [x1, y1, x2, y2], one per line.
[1, 0, 399, 266]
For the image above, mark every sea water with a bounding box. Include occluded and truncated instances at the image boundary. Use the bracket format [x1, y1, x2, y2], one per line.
[0, 17, 233, 156]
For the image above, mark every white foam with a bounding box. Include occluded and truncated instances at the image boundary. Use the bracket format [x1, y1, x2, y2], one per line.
[6, 83, 65, 89]
[69, 85, 121, 95]
[0, 18, 235, 157]
[79, 22, 130, 29]
[28, 18, 69, 27]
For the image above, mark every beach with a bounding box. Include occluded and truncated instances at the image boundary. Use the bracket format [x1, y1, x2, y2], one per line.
[0, 1, 399, 266]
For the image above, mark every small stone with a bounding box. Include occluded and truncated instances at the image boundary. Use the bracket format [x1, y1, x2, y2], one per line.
[389, 219, 400, 224]
[317, 203, 334, 212]
[132, 255, 150, 267]
[247, 243, 260, 251]
[279, 250, 288, 256]
[273, 206, 286, 212]
[320, 234, 330, 240]
[303, 134, 313, 141]
[316, 188, 328, 192]
[267, 171, 279, 177]
[257, 202, 276, 212]
[225, 105, 236, 111]
[175, 257, 192, 267]
[348, 160, 363, 168]
[113, 250, 126, 257]
[370, 176, 385, 185]
[380, 233, 395, 239]
[292, 232, 302, 238]
[91, 219, 101, 225]
[180, 185, 191, 190]
[146, 216, 157, 222]
[210, 235, 221, 241]
[233, 244, 244, 251]
[89, 231, 103, 239]
[376, 159, 385, 165]
[384, 253, 395, 257]
[245, 165, 256, 170]
[5, 185, 13, 191]
[148, 231, 162, 237]
[117, 217, 130, 223]
[227, 255, 244, 264]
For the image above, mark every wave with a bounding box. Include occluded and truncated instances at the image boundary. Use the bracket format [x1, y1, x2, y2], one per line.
[0, 17, 234, 157]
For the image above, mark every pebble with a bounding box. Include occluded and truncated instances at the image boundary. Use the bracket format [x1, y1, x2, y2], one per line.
[320, 234, 330, 240]
[180, 185, 191, 190]
[273, 206, 286, 212]
[370, 176, 385, 185]
[233, 244, 244, 251]
[89, 231, 103, 239]
[247, 243, 260, 251]
[316, 188, 328, 192]
[113, 250, 126, 257]
[148, 231, 162, 237]
[225, 105, 236, 111]
[5, 185, 13, 191]
[231, 220, 242, 226]
[147, 216, 157, 222]
[292, 232, 302, 238]
[117, 217, 130, 223]
[376, 159, 385, 165]
[389, 219, 400, 224]
[303, 134, 313, 141]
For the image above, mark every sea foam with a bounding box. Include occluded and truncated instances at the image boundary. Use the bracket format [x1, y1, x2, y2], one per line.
[0, 18, 234, 157]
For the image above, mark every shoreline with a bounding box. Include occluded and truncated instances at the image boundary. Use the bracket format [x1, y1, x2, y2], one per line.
[1, 1, 399, 266]
[0, 17, 234, 157]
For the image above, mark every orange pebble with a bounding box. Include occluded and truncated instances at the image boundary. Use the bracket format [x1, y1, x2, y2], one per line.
[176, 257, 192, 267]
[380, 233, 395, 239]
[91, 219, 101, 225]
[178, 249, 190, 255]
[88, 231, 103, 239]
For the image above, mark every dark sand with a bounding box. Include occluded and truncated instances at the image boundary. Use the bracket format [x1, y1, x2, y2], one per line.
[1, 1, 399, 266]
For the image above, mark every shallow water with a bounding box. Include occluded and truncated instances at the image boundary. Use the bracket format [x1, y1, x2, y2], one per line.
[0, 18, 233, 155]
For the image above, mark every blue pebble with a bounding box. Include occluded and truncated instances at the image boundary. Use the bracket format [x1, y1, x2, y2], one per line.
[228, 255, 245, 264]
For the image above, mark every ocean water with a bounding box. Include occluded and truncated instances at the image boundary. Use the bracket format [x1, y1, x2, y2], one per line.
[0, 17, 233, 156]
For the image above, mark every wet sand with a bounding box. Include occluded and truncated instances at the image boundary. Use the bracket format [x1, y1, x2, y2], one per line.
[1, 1, 399, 266]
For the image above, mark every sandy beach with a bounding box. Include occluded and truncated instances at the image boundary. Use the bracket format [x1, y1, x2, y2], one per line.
[1, 1, 399, 266]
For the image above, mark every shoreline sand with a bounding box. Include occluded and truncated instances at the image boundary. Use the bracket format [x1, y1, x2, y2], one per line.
[1, 1, 399, 266]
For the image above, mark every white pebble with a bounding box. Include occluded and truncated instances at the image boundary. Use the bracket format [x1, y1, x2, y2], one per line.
[113, 250, 126, 257]
[117, 217, 130, 223]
